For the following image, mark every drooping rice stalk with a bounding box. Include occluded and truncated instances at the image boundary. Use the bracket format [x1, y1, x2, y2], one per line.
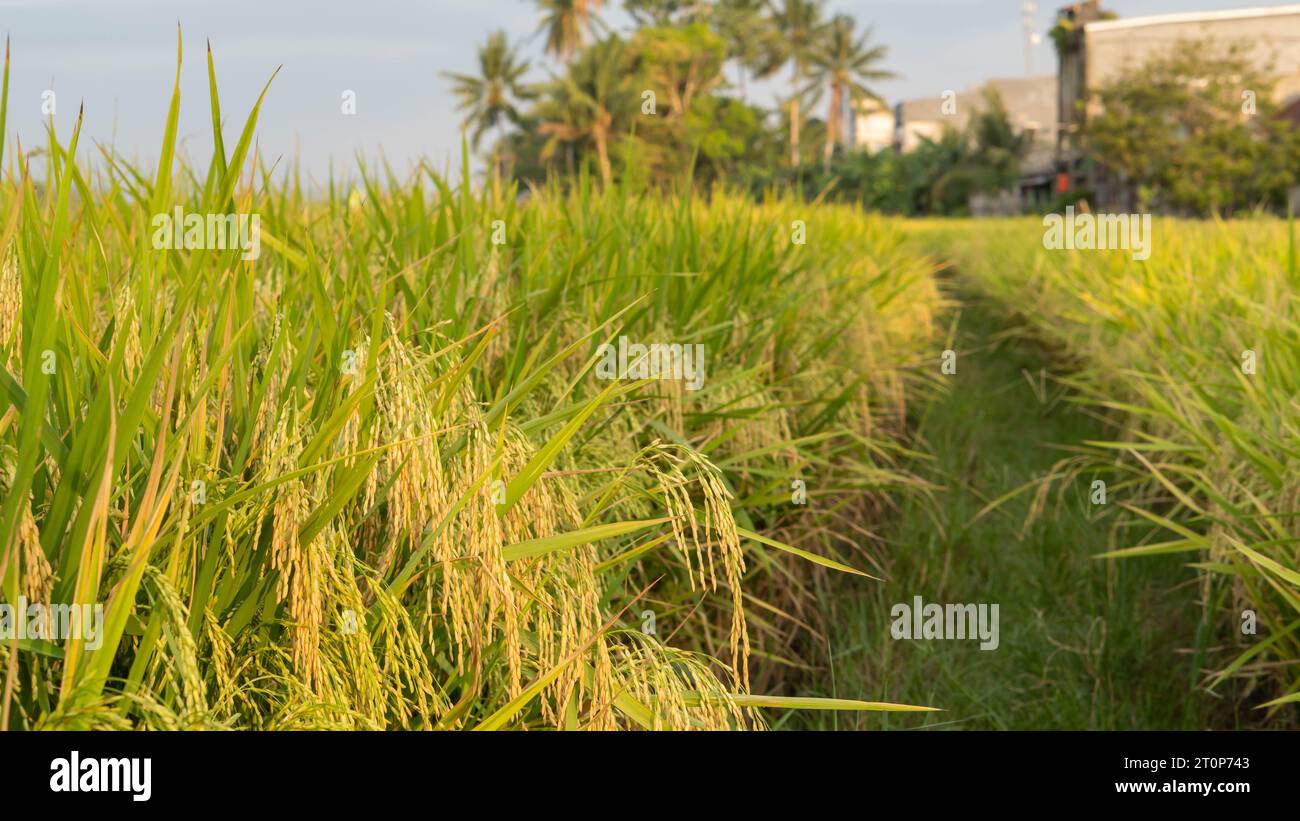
[0, 36, 940, 730]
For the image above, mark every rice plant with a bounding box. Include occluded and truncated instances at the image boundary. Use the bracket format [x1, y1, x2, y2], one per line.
[0, 36, 941, 730]
[912, 216, 1300, 721]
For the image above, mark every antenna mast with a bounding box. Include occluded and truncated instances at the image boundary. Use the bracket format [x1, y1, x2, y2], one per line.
[1022, 0, 1041, 75]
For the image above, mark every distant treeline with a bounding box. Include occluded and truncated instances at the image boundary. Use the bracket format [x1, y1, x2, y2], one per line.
[447, 3, 1300, 217]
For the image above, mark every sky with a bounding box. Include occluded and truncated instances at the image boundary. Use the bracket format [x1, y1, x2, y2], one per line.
[0, 0, 1289, 182]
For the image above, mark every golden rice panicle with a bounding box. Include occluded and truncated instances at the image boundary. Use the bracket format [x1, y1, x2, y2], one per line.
[414, 397, 610, 725]
[431, 421, 511, 683]
[141, 565, 210, 724]
[0, 246, 20, 370]
[33, 693, 139, 731]
[365, 575, 448, 727]
[111, 284, 143, 383]
[607, 633, 756, 730]
[498, 432, 558, 682]
[318, 527, 447, 729]
[247, 313, 289, 457]
[366, 320, 449, 578]
[336, 336, 367, 464]
[472, 420, 614, 728]
[19, 499, 52, 603]
[202, 607, 239, 718]
[267, 406, 324, 694]
[705, 375, 795, 470]
[581, 633, 618, 730]
[254, 642, 354, 729]
[427, 417, 580, 711]
[642, 442, 749, 688]
[500, 438, 604, 726]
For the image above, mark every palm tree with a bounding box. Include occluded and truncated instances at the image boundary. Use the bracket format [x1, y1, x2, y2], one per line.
[806, 15, 895, 171]
[537, 37, 636, 187]
[443, 31, 534, 181]
[536, 0, 605, 64]
[758, 0, 824, 168]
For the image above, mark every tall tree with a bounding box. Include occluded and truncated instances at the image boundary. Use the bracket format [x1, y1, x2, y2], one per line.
[631, 23, 727, 121]
[760, 0, 824, 168]
[538, 37, 637, 186]
[712, 0, 776, 101]
[806, 15, 894, 171]
[1083, 39, 1300, 214]
[443, 31, 534, 181]
[536, 0, 605, 63]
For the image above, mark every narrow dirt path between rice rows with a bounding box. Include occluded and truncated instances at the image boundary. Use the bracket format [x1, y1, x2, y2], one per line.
[793, 286, 1229, 730]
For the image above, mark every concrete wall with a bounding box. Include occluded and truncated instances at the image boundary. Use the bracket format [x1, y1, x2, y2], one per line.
[897, 117, 949, 153]
[1085, 7, 1300, 105]
[851, 102, 897, 153]
[896, 75, 1057, 156]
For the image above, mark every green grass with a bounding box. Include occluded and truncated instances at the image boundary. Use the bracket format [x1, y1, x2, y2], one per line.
[799, 292, 1232, 730]
[914, 217, 1300, 722]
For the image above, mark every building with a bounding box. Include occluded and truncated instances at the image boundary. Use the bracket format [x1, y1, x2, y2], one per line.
[849, 99, 897, 154]
[885, 3, 1300, 214]
[1055, 1, 1300, 206]
[895, 76, 1056, 153]
[894, 75, 1058, 210]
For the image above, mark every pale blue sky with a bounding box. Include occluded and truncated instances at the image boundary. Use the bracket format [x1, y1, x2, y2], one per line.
[0, 0, 1282, 181]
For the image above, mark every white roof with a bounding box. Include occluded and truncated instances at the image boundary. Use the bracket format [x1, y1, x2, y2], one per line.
[1086, 4, 1300, 33]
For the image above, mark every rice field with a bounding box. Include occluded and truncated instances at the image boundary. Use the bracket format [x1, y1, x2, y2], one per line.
[0, 42, 944, 729]
[2, 38, 1297, 733]
[909, 217, 1300, 722]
